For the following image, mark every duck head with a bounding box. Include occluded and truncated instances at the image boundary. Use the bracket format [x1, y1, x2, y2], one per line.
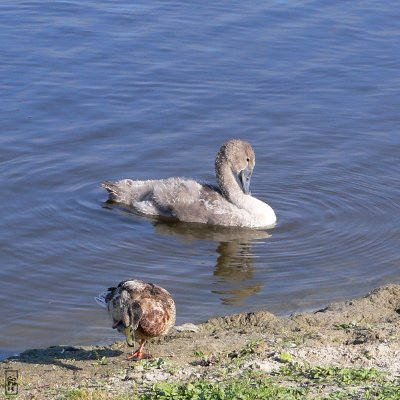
[111, 297, 143, 347]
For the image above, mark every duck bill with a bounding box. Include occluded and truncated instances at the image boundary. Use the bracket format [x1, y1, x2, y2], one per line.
[124, 326, 135, 347]
[239, 166, 253, 194]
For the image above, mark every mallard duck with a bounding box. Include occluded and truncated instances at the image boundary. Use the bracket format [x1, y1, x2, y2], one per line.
[96, 279, 176, 360]
[102, 139, 276, 228]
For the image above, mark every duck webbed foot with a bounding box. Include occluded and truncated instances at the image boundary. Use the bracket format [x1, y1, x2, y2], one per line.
[126, 339, 152, 361]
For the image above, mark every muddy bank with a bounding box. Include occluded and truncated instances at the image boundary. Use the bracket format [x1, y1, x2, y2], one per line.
[1, 284, 399, 399]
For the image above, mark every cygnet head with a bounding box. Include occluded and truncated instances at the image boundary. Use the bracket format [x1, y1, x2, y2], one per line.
[215, 139, 256, 197]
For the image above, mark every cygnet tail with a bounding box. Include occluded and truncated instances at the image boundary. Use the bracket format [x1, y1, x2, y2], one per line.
[102, 181, 124, 202]
[94, 291, 108, 309]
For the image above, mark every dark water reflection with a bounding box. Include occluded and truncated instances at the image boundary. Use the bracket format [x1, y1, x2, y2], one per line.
[214, 241, 263, 306]
[153, 219, 270, 305]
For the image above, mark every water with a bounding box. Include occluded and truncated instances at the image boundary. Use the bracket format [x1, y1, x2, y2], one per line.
[1, 1, 399, 360]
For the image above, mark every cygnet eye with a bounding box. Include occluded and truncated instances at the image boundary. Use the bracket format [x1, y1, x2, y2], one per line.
[246, 157, 250, 163]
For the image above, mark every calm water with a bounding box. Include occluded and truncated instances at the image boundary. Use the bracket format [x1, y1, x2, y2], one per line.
[1, 1, 399, 359]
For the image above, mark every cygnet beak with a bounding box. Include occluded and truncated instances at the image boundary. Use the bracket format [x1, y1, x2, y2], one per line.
[239, 166, 253, 194]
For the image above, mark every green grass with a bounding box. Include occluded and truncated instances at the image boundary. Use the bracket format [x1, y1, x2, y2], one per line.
[59, 361, 400, 400]
[142, 368, 400, 400]
[363, 384, 400, 400]
[63, 389, 111, 400]
[62, 389, 134, 400]
[142, 374, 307, 400]
[60, 374, 400, 400]
[278, 363, 385, 385]
[140, 364, 399, 400]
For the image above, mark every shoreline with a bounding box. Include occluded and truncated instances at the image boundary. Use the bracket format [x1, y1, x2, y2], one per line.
[2, 284, 399, 399]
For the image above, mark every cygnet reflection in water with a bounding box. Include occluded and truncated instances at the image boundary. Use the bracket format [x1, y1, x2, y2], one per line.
[102, 139, 277, 228]
[153, 219, 271, 242]
[213, 241, 264, 306]
[153, 220, 269, 305]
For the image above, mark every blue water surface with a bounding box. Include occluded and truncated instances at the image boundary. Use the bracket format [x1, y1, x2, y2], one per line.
[0, 1, 399, 359]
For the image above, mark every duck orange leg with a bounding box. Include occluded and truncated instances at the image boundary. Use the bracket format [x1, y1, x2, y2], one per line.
[127, 339, 152, 361]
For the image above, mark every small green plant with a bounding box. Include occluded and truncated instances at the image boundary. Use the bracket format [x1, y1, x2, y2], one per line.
[278, 351, 293, 363]
[140, 357, 168, 370]
[91, 356, 109, 366]
[229, 339, 263, 360]
[333, 320, 359, 330]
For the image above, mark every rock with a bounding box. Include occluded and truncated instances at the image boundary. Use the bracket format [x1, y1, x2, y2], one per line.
[175, 323, 200, 332]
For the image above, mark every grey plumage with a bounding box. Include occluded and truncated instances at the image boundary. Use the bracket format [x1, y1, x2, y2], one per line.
[102, 139, 277, 228]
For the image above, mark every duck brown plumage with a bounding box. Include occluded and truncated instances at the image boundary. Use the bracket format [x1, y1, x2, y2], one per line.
[99, 279, 176, 360]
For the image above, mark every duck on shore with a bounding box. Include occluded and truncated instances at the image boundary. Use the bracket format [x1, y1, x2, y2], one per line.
[95, 279, 176, 360]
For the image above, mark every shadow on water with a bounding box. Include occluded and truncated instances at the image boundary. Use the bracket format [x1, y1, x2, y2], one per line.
[8, 346, 123, 371]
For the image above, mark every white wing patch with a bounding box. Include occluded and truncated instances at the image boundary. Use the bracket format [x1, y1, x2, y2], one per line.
[94, 291, 109, 309]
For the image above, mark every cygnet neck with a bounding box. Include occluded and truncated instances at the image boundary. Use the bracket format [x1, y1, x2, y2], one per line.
[216, 158, 277, 227]
[216, 160, 243, 203]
